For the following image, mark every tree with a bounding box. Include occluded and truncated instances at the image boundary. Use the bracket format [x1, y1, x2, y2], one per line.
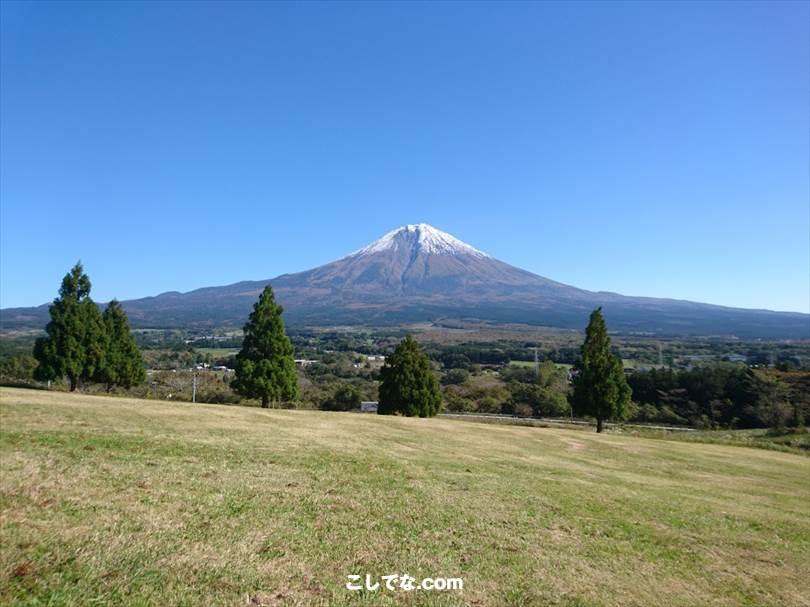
[321, 382, 363, 411]
[0, 353, 37, 383]
[508, 381, 570, 418]
[97, 300, 145, 390]
[442, 368, 470, 385]
[232, 285, 298, 407]
[378, 335, 441, 417]
[33, 262, 105, 391]
[571, 308, 631, 432]
[742, 369, 792, 431]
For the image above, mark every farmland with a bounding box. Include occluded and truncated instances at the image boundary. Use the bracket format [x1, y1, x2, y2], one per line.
[1, 387, 809, 606]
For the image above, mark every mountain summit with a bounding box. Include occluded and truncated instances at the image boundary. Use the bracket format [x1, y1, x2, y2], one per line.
[352, 224, 490, 258]
[2, 224, 807, 337]
[276, 223, 563, 296]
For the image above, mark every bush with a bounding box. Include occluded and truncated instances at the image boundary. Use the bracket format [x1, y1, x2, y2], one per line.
[0, 353, 37, 383]
[633, 403, 660, 422]
[507, 382, 569, 418]
[500, 365, 536, 383]
[442, 368, 470, 385]
[320, 383, 362, 411]
[443, 392, 475, 412]
[478, 396, 502, 414]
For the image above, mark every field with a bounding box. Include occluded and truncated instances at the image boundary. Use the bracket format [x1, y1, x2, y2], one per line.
[627, 427, 810, 454]
[193, 347, 239, 358]
[507, 361, 573, 369]
[1, 388, 808, 606]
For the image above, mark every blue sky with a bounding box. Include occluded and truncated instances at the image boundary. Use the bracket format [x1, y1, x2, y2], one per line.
[1, 1, 808, 313]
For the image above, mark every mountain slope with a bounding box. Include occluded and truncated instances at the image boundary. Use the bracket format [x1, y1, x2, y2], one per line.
[2, 224, 807, 338]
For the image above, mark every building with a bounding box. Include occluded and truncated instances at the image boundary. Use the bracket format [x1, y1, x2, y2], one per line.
[365, 355, 386, 369]
[294, 359, 318, 367]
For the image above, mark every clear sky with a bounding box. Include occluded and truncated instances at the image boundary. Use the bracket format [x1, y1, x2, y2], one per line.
[1, 1, 808, 313]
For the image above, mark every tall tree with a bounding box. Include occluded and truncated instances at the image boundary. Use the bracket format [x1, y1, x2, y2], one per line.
[232, 285, 298, 407]
[97, 300, 145, 391]
[33, 262, 105, 391]
[571, 308, 631, 432]
[378, 335, 441, 417]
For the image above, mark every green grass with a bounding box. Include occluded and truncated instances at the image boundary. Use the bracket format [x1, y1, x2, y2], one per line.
[193, 347, 239, 357]
[626, 427, 810, 454]
[1, 387, 809, 606]
[506, 361, 572, 370]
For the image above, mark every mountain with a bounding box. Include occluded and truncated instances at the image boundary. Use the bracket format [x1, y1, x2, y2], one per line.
[2, 224, 808, 338]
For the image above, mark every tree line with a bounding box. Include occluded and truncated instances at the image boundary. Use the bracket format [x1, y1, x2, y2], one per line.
[626, 364, 807, 430]
[42, 263, 804, 435]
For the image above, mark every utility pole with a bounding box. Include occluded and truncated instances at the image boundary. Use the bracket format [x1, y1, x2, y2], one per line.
[192, 371, 197, 403]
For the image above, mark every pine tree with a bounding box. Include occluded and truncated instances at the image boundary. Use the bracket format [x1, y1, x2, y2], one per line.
[232, 285, 298, 407]
[98, 300, 145, 391]
[571, 307, 632, 432]
[378, 335, 441, 417]
[33, 262, 105, 391]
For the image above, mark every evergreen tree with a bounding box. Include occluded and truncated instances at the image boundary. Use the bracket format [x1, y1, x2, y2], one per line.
[33, 262, 105, 391]
[571, 308, 631, 432]
[98, 300, 145, 390]
[232, 285, 298, 407]
[378, 335, 441, 417]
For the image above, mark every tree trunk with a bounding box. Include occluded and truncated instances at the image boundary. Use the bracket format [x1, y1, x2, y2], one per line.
[261, 395, 269, 408]
[596, 417, 604, 433]
[69, 377, 78, 392]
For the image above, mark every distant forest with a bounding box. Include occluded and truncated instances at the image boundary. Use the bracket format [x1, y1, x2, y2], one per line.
[2, 327, 808, 433]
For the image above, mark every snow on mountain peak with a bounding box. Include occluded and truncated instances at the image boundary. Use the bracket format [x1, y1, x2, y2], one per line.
[352, 223, 490, 258]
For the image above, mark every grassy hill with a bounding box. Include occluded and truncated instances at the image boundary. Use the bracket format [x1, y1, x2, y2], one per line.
[1, 388, 808, 606]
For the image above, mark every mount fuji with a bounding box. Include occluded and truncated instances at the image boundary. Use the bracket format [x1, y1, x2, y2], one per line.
[2, 224, 807, 338]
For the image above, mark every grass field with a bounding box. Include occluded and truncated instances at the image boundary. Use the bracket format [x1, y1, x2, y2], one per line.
[193, 347, 239, 358]
[627, 427, 810, 454]
[1, 387, 808, 607]
[506, 361, 573, 370]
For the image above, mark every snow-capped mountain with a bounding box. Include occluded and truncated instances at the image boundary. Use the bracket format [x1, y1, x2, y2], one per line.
[2, 224, 808, 337]
[351, 223, 489, 258]
[271, 223, 570, 296]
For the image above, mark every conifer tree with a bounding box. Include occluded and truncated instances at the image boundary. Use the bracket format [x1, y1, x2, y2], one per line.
[232, 285, 298, 407]
[33, 262, 105, 391]
[98, 300, 145, 390]
[571, 307, 632, 432]
[378, 335, 441, 417]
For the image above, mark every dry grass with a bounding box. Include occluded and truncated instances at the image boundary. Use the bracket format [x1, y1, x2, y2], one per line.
[1, 387, 808, 606]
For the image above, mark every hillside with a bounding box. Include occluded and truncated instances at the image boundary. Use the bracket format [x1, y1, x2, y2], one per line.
[1, 387, 808, 606]
[2, 224, 808, 338]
